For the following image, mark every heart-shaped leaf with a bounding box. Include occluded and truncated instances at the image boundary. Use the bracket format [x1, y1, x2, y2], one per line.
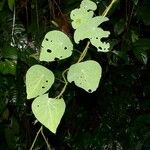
[40, 30, 73, 62]
[32, 94, 66, 134]
[80, 0, 97, 11]
[67, 60, 102, 93]
[26, 65, 54, 99]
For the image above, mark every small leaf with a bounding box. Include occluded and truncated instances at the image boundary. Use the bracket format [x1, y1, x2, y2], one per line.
[114, 19, 126, 35]
[67, 60, 102, 93]
[133, 49, 147, 64]
[26, 65, 54, 99]
[80, 0, 97, 11]
[8, 0, 15, 11]
[40, 30, 73, 62]
[32, 94, 66, 134]
[0, 59, 16, 75]
[70, 8, 93, 29]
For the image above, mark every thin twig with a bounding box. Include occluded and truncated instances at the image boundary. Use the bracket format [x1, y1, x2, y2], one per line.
[11, 5, 15, 45]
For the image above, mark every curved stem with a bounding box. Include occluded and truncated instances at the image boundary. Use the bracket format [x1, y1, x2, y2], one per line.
[56, 69, 69, 98]
[30, 126, 43, 150]
[77, 41, 91, 63]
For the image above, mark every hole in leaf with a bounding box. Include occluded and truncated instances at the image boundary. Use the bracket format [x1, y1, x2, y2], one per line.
[60, 56, 63, 58]
[64, 47, 67, 50]
[98, 47, 102, 50]
[54, 57, 59, 61]
[46, 80, 48, 83]
[50, 40, 52, 42]
[88, 89, 92, 93]
[96, 37, 98, 39]
[42, 86, 45, 89]
[37, 105, 39, 107]
[47, 49, 52, 53]
[45, 38, 48, 41]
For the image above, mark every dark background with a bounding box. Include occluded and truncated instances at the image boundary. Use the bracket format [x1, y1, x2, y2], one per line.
[0, 0, 150, 149]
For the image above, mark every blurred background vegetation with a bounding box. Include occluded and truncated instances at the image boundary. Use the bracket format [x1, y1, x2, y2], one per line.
[0, 0, 150, 149]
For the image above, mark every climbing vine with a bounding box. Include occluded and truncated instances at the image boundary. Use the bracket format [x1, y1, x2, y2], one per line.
[25, 0, 117, 149]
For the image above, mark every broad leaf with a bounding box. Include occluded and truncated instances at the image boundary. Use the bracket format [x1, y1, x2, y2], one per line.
[26, 65, 54, 99]
[67, 60, 102, 93]
[40, 30, 73, 62]
[32, 94, 66, 134]
[80, 0, 97, 11]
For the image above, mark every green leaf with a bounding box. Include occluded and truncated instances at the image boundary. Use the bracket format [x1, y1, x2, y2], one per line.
[74, 16, 110, 52]
[133, 39, 150, 50]
[40, 30, 73, 62]
[8, 0, 15, 11]
[26, 65, 55, 99]
[67, 60, 102, 93]
[80, 0, 97, 11]
[1, 46, 18, 60]
[0, 60, 16, 75]
[114, 19, 126, 35]
[32, 94, 66, 134]
[137, 1, 150, 25]
[70, 8, 93, 29]
[133, 49, 147, 64]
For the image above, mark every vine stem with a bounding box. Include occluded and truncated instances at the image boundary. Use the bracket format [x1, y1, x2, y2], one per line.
[41, 128, 51, 150]
[30, 126, 43, 150]
[102, 0, 117, 17]
[77, 41, 91, 63]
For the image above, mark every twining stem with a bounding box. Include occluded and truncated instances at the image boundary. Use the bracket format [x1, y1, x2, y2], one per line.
[77, 41, 91, 63]
[30, 126, 43, 150]
[56, 68, 69, 98]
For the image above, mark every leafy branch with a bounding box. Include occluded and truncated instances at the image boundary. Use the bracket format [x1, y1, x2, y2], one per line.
[56, 0, 117, 99]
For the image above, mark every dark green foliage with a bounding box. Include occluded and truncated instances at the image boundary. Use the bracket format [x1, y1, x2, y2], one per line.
[0, 0, 150, 149]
